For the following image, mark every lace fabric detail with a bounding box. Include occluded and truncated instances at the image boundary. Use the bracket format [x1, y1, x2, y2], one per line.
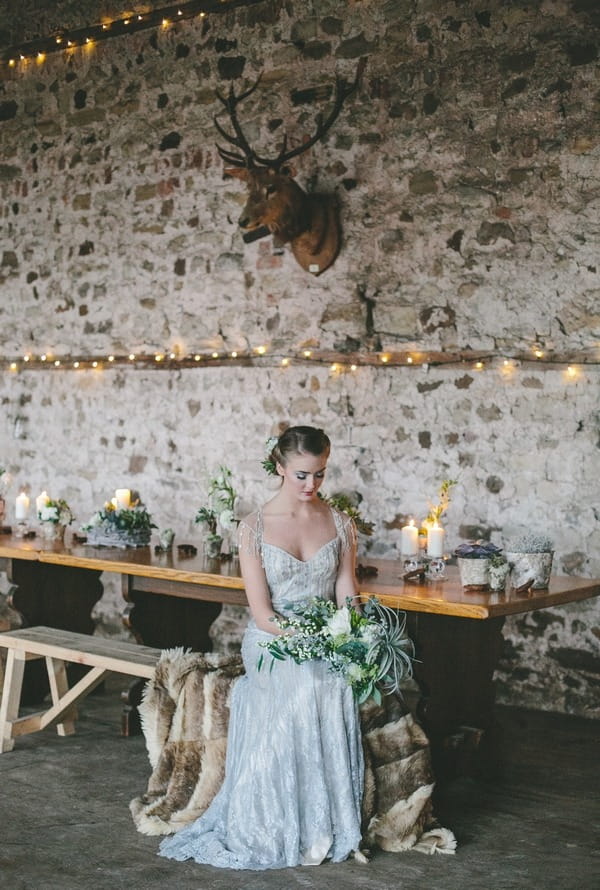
[237, 515, 261, 558]
[237, 506, 355, 560]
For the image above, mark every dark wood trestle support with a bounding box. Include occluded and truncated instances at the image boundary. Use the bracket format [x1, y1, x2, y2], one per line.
[1, 535, 598, 780]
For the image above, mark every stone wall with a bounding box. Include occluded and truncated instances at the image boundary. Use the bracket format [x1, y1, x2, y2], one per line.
[0, 0, 599, 717]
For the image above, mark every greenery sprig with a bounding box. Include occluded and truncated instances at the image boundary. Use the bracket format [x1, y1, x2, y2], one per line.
[425, 478, 457, 525]
[318, 491, 375, 536]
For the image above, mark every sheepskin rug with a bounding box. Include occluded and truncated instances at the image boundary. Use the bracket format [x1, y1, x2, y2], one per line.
[130, 649, 455, 855]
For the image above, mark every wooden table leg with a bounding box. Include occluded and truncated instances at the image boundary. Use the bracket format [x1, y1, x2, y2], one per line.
[120, 577, 224, 735]
[7, 560, 103, 705]
[406, 612, 506, 782]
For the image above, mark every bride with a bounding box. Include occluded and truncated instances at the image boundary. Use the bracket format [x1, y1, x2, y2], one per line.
[159, 425, 365, 869]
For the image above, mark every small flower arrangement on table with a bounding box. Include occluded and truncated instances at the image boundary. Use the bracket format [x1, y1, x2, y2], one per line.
[83, 491, 155, 548]
[0, 466, 9, 523]
[195, 466, 238, 557]
[36, 494, 74, 542]
[259, 597, 414, 705]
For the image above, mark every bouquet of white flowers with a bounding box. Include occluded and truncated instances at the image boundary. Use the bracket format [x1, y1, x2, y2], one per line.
[259, 597, 414, 704]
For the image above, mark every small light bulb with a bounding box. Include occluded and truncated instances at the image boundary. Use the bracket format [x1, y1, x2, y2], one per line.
[212, 352, 219, 359]
[256, 345, 266, 355]
[41, 354, 47, 361]
[138, 15, 143, 21]
[54, 359, 61, 367]
[231, 351, 238, 358]
[92, 361, 98, 368]
[67, 40, 73, 47]
[162, 18, 169, 27]
[407, 356, 413, 364]
[129, 353, 136, 361]
[10, 362, 17, 371]
[73, 361, 79, 368]
[350, 364, 357, 371]
[9, 59, 15, 67]
[475, 361, 484, 369]
[178, 9, 183, 16]
[155, 354, 163, 362]
[169, 352, 176, 360]
[281, 358, 289, 367]
[331, 363, 338, 372]
[534, 349, 544, 359]
[55, 36, 62, 44]
[124, 19, 130, 26]
[303, 349, 312, 358]
[108, 355, 114, 362]
[194, 354, 201, 361]
[380, 354, 389, 363]
[23, 354, 30, 362]
[102, 24, 108, 31]
[566, 365, 577, 377]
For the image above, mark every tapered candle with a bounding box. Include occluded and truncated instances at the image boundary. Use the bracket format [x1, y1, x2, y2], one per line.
[427, 522, 445, 557]
[15, 492, 30, 520]
[401, 519, 419, 556]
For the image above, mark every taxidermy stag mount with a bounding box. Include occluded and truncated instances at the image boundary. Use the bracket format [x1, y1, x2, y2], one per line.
[214, 61, 365, 276]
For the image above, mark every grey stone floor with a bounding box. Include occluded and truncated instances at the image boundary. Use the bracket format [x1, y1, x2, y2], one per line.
[1, 677, 599, 890]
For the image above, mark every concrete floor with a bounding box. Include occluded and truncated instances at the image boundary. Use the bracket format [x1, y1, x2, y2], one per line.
[1, 677, 599, 890]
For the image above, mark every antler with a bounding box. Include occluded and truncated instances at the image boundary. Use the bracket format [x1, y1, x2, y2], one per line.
[214, 75, 264, 168]
[214, 59, 366, 170]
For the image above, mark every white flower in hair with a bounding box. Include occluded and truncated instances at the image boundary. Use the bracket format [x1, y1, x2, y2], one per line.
[265, 436, 279, 455]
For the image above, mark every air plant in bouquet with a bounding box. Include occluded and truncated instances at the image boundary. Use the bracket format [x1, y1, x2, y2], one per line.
[259, 596, 415, 705]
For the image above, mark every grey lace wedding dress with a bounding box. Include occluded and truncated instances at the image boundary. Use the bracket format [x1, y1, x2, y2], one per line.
[158, 507, 364, 870]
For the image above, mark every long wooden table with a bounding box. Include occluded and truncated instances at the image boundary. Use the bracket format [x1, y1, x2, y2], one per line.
[2, 533, 599, 777]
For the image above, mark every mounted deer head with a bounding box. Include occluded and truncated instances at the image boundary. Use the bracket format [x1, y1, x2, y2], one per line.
[214, 61, 365, 276]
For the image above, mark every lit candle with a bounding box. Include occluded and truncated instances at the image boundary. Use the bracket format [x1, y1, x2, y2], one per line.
[115, 488, 131, 510]
[401, 519, 419, 556]
[427, 521, 445, 558]
[111, 497, 119, 509]
[36, 490, 50, 514]
[15, 492, 30, 520]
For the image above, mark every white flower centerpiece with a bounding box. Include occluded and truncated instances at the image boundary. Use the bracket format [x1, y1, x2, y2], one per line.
[83, 491, 155, 548]
[195, 466, 238, 558]
[37, 495, 74, 542]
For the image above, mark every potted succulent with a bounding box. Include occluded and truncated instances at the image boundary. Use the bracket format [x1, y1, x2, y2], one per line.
[454, 541, 503, 589]
[488, 553, 510, 592]
[505, 534, 554, 589]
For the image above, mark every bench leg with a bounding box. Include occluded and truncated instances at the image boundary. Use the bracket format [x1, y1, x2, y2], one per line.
[46, 656, 76, 737]
[0, 649, 26, 753]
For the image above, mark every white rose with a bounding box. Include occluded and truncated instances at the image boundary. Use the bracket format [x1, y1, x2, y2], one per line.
[327, 607, 351, 638]
[40, 505, 58, 522]
[219, 508, 235, 530]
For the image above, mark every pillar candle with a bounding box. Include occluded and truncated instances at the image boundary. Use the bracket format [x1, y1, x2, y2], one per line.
[115, 488, 131, 510]
[401, 519, 419, 556]
[427, 522, 445, 558]
[15, 492, 30, 520]
[36, 491, 49, 514]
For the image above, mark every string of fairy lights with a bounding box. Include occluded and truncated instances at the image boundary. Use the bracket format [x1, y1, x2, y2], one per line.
[1, 345, 598, 379]
[1, 0, 264, 70]
[2, 7, 597, 383]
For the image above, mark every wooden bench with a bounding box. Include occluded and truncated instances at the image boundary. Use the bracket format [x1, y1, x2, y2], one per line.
[0, 626, 161, 752]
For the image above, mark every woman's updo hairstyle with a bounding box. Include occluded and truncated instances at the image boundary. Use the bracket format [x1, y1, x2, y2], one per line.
[264, 426, 330, 475]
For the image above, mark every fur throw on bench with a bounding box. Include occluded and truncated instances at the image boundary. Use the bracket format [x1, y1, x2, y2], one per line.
[130, 649, 455, 855]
